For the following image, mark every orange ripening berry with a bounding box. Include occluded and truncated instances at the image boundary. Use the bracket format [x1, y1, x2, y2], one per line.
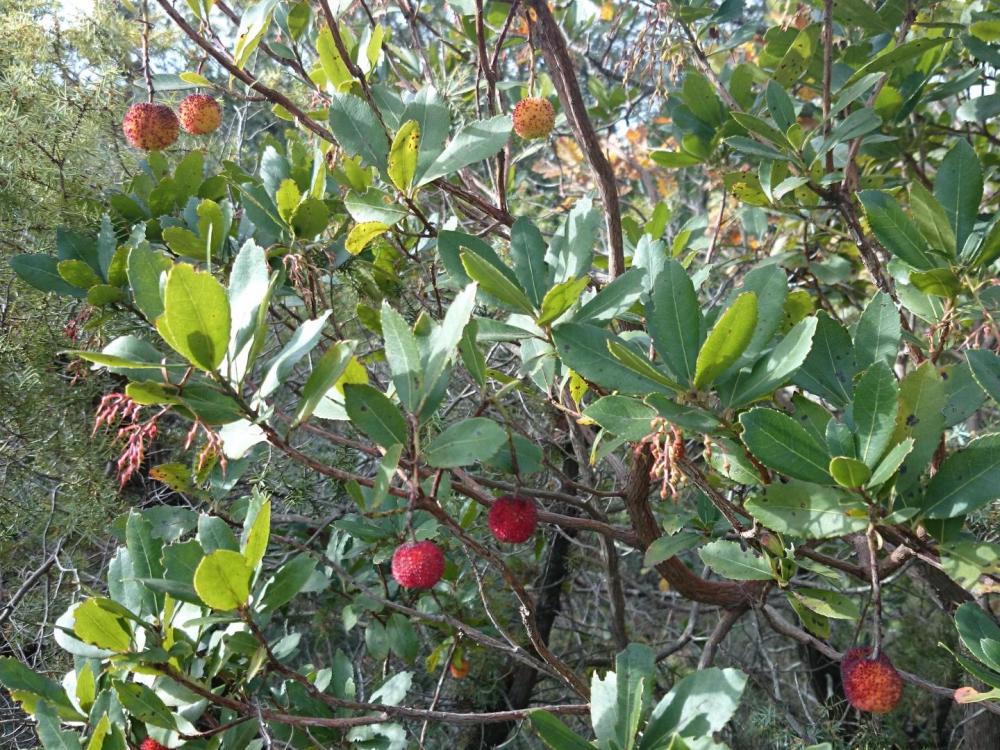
[840, 647, 903, 714]
[449, 655, 470, 679]
[122, 103, 179, 151]
[512, 97, 555, 139]
[178, 94, 222, 135]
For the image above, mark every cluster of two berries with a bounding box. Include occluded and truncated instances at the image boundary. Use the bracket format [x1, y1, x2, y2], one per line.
[122, 94, 222, 151]
[391, 495, 536, 590]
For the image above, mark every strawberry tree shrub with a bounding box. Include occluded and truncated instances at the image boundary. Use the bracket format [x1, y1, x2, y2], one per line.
[4, 0, 1000, 748]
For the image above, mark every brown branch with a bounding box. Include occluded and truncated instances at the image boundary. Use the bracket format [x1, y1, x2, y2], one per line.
[623, 446, 764, 608]
[697, 606, 747, 669]
[525, 0, 624, 278]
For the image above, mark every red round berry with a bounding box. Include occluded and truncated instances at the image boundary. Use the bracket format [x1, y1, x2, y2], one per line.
[840, 646, 903, 714]
[122, 103, 179, 151]
[487, 495, 538, 544]
[140, 738, 168, 750]
[178, 93, 222, 135]
[391, 541, 445, 590]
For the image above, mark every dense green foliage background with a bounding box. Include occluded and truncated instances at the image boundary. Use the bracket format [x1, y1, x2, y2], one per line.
[5, 1, 1000, 749]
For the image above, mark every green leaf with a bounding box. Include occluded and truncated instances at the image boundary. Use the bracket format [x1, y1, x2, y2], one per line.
[791, 587, 860, 621]
[607, 340, 684, 393]
[911, 267, 961, 298]
[858, 191, 944, 270]
[114, 682, 176, 729]
[892, 362, 946, 498]
[510, 217, 550, 307]
[774, 25, 815, 88]
[402, 87, 451, 183]
[693, 292, 757, 389]
[10, 253, 86, 297]
[739, 407, 831, 483]
[293, 340, 357, 426]
[84, 713, 110, 750]
[0, 658, 80, 720]
[346, 221, 390, 255]
[583, 396, 658, 441]
[746, 480, 868, 539]
[344, 383, 408, 447]
[640, 668, 747, 749]
[698, 539, 774, 581]
[57, 259, 101, 289]
[162, 226, 208, 261]
[552, 324, 672, 395]
[387, 613, 419, 663]
[233, 0, 278, 68]
[924, 434, 1000, 519]
[854, 292, 900, 371]
[156, 263, 231, 371]
[243, 499, 270, 571]
[421, 282, 478, 404]
[853, 361, 898, 468]
[910, 182, 956, 257]
[388, 119, 420, 191]
[259, 311, 331, 398]
[646, 393, 722, 433]
[127, 243, 172, 321]
[792, 312, 856, 407]
[418, 115, 512, 185]
[843, 36, 950, 87]
[258, 554, 317, 613]
[730, 112, 792, 150]
[819, 108, 881, 154]
[829, 456, 872, 488]
[34, 701, 83, 750]
[381, 303, 422, 411]
[967, 349, 1000, 406]
[766, 80, 796, 131]
[574, 267, 646, 324]
[538, 276, 589, 326]
[316, 26, 352, 91]
[424, 418, 507, 468]
[647, 259, 702, 385]
[529, 711, 594, 750]
[291, 197, 329, 238]
[438, 231, 521, 306]
[643, 531, 702, 568]
[460, 250, 534, 314]
[193, 549, 252, 610]
[87, 284, 122, 307]
[718, 316, 817, 408]
[955, 602, 1000, 674]
[73, 599, 132, 652]
[935, 139, 983, 254]
[328, 92, 388, 170]
[867, 437, 914, 488]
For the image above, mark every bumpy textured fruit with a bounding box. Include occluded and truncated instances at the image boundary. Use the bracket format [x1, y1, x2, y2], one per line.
[122, 103, 179, 151]
[178, 94, 222, 135]
[391, 540, 445, 590]
[840, 647, 903, 714]
[512, 97, 555, 139]
[488, 495, 538, 543]
[140, 739, 168, 750]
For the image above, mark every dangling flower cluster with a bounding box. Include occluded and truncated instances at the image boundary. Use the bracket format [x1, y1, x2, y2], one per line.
[636, 417, 685, 500]
[62, 309, 92, 342]
[93, 393, 162, 487]
[184, 420, 227, 475]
